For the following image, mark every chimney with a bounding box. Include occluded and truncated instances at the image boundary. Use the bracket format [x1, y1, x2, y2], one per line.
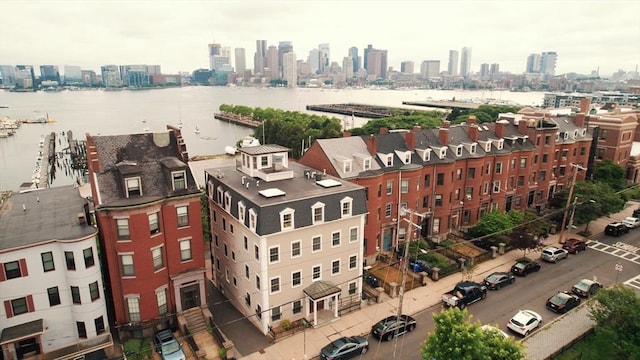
[468, 124, 478, 142]
[379, 127, 389, 135]
[366, 134, 377, 155]
[495, 120, 506, 138]
[342, 131, 352, 137]
[439, 128, 449, 146]
[574, 113, 586, 128]
[518, 119, 528, 135]
[443, 120, 450, 128]
[579, 98, 591, 113]
[406, 128, 420, 150]
[467, 115, 477, 125]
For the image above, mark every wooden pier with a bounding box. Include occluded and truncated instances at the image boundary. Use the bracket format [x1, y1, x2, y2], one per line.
[306, 103, 437, 118]
[401, 100, 481, 110]
[214, 112, 261, 128]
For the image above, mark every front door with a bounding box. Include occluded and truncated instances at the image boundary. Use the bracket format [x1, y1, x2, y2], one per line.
[180, 283, 201, 310]
[383, 230, 392, 251]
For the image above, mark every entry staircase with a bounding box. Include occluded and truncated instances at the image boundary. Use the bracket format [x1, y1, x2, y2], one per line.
[182, 307, 208, 334]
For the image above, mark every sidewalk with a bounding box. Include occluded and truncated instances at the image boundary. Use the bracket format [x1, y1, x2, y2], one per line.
[239, 201, 639, 360]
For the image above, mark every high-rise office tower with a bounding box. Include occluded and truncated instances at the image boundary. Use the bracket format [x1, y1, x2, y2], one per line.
[255, 40, 267, 74]
[318, 43, 330, 74]
[363, 44, 373, 71]
[343, 56, 354, 79]
[348, 47, 359, 72]
[366, 49, 388, 79]
[278, 41, 293, 77]
[460, 47, 472, 78]
[40, 65, 60, 83]
[208, 43, 221, 71]
[420, 60, 440, 79]
[100, 65, 122, 87]
[64, 65, 82, 85]
[266, 45, 279, 78]
[490, 63, 500, 76]
[400, 61, 414, 74]
[308, 49, 320, 74]
[479, 63, 489, 80]
[0, 65, 17, 86]
[448, 50, 459, 76]
[541, 51, 557, 76]
[235, 48, 246, 74]
[283, 52, 297, 87]
[526, 53, 541, 73]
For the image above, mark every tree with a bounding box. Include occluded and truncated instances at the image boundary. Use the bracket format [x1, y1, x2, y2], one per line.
[467, 210, 523, 238]
[588, 285, 640, 359]
[550, 180, 625, 228]
[421, 307, 525, 360]
[593, 160, 625, 191]
[509, 226, 541, 257]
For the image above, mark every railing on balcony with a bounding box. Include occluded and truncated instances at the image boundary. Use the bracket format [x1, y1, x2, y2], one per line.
[43, 333, 113, 360]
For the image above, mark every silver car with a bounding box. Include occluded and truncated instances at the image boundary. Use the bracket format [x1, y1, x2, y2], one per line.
[541, 246, 569, 263]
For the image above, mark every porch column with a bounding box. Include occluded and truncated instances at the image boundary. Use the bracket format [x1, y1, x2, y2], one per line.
[313, 299, 318, 326]
[333, 294, 339, 318]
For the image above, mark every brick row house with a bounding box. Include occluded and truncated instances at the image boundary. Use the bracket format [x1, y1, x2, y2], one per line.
[204, 145, 367, 333]
[299, 112, 592, 263]
[0, 186, 112, 359]
[85, 126, 206, 339]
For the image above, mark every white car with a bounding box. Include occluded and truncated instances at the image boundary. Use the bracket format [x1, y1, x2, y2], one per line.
[507, 309, 542, 337]
[481, 324, 509, 338]
[541, 246, 569, 263]
[623, 216, 640, 229]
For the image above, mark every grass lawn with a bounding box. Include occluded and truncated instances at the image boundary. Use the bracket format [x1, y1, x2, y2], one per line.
[553, 331, 614, 360]
[123, 337, 153, 360]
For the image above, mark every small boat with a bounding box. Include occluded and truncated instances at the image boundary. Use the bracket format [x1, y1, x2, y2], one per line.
[143, 127, 150, 132]
[240, 136, 260, 148]
[0, 105, 9, 108]
[194, 126, 200, 134]
[224, 146, 237, 155]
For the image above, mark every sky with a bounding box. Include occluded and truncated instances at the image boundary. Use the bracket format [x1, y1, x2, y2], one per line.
[2, 0, 639, 77]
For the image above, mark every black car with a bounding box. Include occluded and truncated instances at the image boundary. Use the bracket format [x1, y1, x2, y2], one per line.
[320, 336, 368, 360]
[546, 291, 581, 313]
[605, 222, 629, 236]
[483, 271, 516, 290]
[510, 259, 541, 276]
[371, 315, 417, 341]
[571, 278, 602, 298]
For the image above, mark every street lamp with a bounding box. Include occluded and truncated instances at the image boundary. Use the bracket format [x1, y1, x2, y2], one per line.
[558, 163, 586, 244]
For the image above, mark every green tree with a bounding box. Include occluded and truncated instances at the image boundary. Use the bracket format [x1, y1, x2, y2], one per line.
[200, 189, 211, 242]
[421, 307, 524, 360]
[468, 210, 523, 238]
[588, 285, 640, 359]
[593, 160, 625, 191]
[550, 180, 625, 228]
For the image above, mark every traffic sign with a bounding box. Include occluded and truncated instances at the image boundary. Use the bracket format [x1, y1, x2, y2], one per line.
[615, 263, 623, 272]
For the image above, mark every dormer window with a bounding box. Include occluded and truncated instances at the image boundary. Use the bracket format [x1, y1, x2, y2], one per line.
[581, 128, 587, 136]
[563, 132, 569, 140]
[216, 187, 224, 205]
[485, 142, 491, 152]
[341, 197, 353, 217]
[456, 146, 463, 157]
[492, 139, 504, 150]
[363, 158, 371, 170]
[386, 155, 393, 167]
[238, 202, 246, 223]
[126, 177, 141, 197]
[280, 208, 295, 231]
[172, 171, 186, 191]
[249, 209, 257, 231]
[416, 148, 431, 161]
[470, 144, 476, 154]
[439, 148, 446, 159]
[573, 130, 579, 138]
[404, 153, 411, 164]
[343, 160, 352, 173]
[224, 191, 232, 212]
[312, 202, 325, 224]
[555, 132, 560, 141]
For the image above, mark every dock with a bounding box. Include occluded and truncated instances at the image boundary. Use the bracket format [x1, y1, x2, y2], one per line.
[402, 100, 482, 110]
[306, 103, 438, 118]
[214, 112, 261, 128]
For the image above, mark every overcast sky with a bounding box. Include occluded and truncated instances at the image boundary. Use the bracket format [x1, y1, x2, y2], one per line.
[2, 0, 639, 77]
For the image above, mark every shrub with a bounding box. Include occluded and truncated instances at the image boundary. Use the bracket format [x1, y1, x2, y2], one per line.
[281, 318, 292, 330]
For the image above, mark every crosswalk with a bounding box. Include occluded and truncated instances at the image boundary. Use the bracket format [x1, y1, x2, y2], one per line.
[586, 240, 640, 290]
[624, 274, 640, 290]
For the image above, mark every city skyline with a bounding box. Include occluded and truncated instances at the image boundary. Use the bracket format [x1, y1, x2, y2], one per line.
[1, 1, 639, 77]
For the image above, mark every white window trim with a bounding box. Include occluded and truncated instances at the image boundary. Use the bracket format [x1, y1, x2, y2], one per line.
[249, 209, 257, 232]
[311, 202, 325, 224]
[363, 158, 371, 170]
[312, 264, 322, 281]
[349, 254, 358, 270]
[343, 160, 352, 173]
[151, 245, 165, 272]
[349, 227, 358, 243]
[291, 269, 302, 288]
[216, 187, 224, 205]
[179, 238, 192, 262]
[238, 201, 246, 223]
[331, 259, 341, 276]
[280, 208, 295, 231]
[340, 197, 353, 217]
[269, 276, 281, 294]
[291, 240, 302, 259]
[312, 235, 322, 253]
[331, 231, 341, 248]
[125, 176, 142, 198]
[268, 245, 280, 264]
[171, 170, 187, 191]
[224, 191, 232, 212]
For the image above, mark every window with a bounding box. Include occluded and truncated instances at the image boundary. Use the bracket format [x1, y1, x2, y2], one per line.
[172, 171, 186, 191]
[561, 149, 568, 160]
[465, 187, 473, 200]
[385, 203, 392, 217]
[270, 277, 280, 294]
[157, 288, 167, 315]
[483, 182, 489, 194]
[254, 245, 260, 260]
[149, 212, 160, 235]
[435, 194, 443, 207]
[293, 300, 302, 314]
[350, 227, 358, 243]
[312, 203, 324, 223]
[180, 239, 192, 261]
[121, 254, 134, 276]
[116, 218, 130, 240]
[224, 244, 228, 258]
[312, 236, 321, 252]
[125, 177, 141, 197]
[269, 246, 280, 263]
[456, 146, 463, 156]
[83, 248, 95, 268]
[348, 282, 358, 295]
[424, 174, 430, 187]
[256, 275, 261, 290]
[256, 304, 262, 319]
[518, 176, 525, 187]
[90, 281, 100, 301]
[95, 316, 106, 335]
[468, 167, 476, 179]
[520, 157, 527, 169]
[401, 179, 409, 193]
[580, 147, 586, 156]
[271, 306, 281, 322]
[177, 206, 189, 227]
[65, 251, 76, 270]
[433, 218, 440, 234]
[245, 265, 250, 279]
[41, 252, 55, 272]
[332, 231, 341, 247]
[343, 160, 352, 173]
[291, 241, 301, 258]
[281, 209, 294, 230]
[495, 162, 502, 174]
[238, 202, 246, 223]
[312, 265, 321, 280]
[436, 173, 444, 186]
[545, 135, 551, 145]
[456, 168, 462, 180]
[292, 271, 302, 287]
[244, 236, 248, 251]
[245, 293, 251, 307]
[349, 255, 357, 269]
[47, 286, 61, 306]
[386, 155, 393, 166]
[4, 260, 23, 279]
[485, 163, 491, 175]
[493, 181, 501, 193]
[77, 322, 87, 339]
[152, 246, 164, 271]
[386, 180, 393, 195]
[600, 129, 607, 140]
[127, 297, 141, 322]
[71, 286, 81, 304]
[341, 197, 352, 216]
[332, 260, 340, 275]
[249, 210, 257, 230]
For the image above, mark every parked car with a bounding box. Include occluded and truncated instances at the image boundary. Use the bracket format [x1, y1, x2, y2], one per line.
[623, 216, 640, 229]
[571, 278, 602, 298]
[507, 309, 542, 337]
[546, 291, 581, 313]
[483, 272, 516, 290]
[633, 208, 640, 218]
[442, 281, 488, 309]
[410, 259, 432, 275]
[153, 330, 186, 360]
[510, 259, 541, 276]
[540, 246, 569, 263]
[481, 324, 510, 338]
[605, 222, 629, 236]
[562, 238, 587, 254]
[370, 315, 417, 341]
[320, 336, 368, 360]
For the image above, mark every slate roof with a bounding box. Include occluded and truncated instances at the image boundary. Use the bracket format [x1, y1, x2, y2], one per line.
[315, 137, 383, 178]
[0, 185, 97, 251]
[90, 131, 201, 207]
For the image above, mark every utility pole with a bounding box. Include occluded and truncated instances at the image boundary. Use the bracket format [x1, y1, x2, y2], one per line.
[567, 196, 578, 234]
[559, 163, 586, 244]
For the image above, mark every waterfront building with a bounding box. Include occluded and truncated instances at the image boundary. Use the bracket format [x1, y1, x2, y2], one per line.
[39, 65, 60, 84]
[235, 48, 247, 75]
[204, 145, 367, 333]
[401, 61, 414, 74]
[543, 92, 640, 108]
[363, 44, 373, 71]
[15, 65, 36, 90]
[480, 63, 490, 81]
[254, 40, 267, 75]
[526, 53, 541, 73]
[85, 126, 206, 339]
[120, 65, 150, 87]
[266, 45, 279, 79]
[64, 65, 83, 85]
[0, 186, 112, 359]
[81, 70, 98, 86]
[420, 60, 441, 79]
[299, 114, 591, 263]
[278, 41, 293, 78]
[0, 65, 17, 86]
[343, 56, 354, 80]
[460, 47, 472, 78]
[448, 50, 459, 76]
[318, 43, 330, 74]
[283, 52, 297, 87]
[100, 65, 122, 88]
[366, 49, 388, 80]
[541, 52, 557, 76]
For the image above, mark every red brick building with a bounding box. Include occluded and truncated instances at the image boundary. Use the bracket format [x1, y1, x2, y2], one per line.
[299, 115, 591, 263]
[86, 126, 206, 339]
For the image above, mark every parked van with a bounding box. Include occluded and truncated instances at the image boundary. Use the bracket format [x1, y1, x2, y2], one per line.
[623, 217, 640, 229]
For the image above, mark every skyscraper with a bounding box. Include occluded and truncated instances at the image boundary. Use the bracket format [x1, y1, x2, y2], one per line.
[318, 43, 330, 74]
[448, 50, 459, 76]
[526, 53, 541, 73]
[40, 65, 60, 83]
[541, 51, 557, 76]
[366, 49, 388, 79]
[479, 63, 489, 80]
[490, 63, 500, 76]
[363, 44, 373, 71]
[283, 52, 297, 87]
[266, 45, 279, 78]
[420, 60, 440, 79]
[343, 56, 354, 80]
[460, 47, 472, 78]
[254, 40, 267, 74]
[348, 47, 359, 72]
[278, 41, 293, 77]
[208, 43, 221, 71]
[400, 61, 414, 74]
[308, 49, 320, 74]
[235, 48, 246, 74]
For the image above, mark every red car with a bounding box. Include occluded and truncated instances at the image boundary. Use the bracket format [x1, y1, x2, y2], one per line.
[562, 239, 587, 254]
